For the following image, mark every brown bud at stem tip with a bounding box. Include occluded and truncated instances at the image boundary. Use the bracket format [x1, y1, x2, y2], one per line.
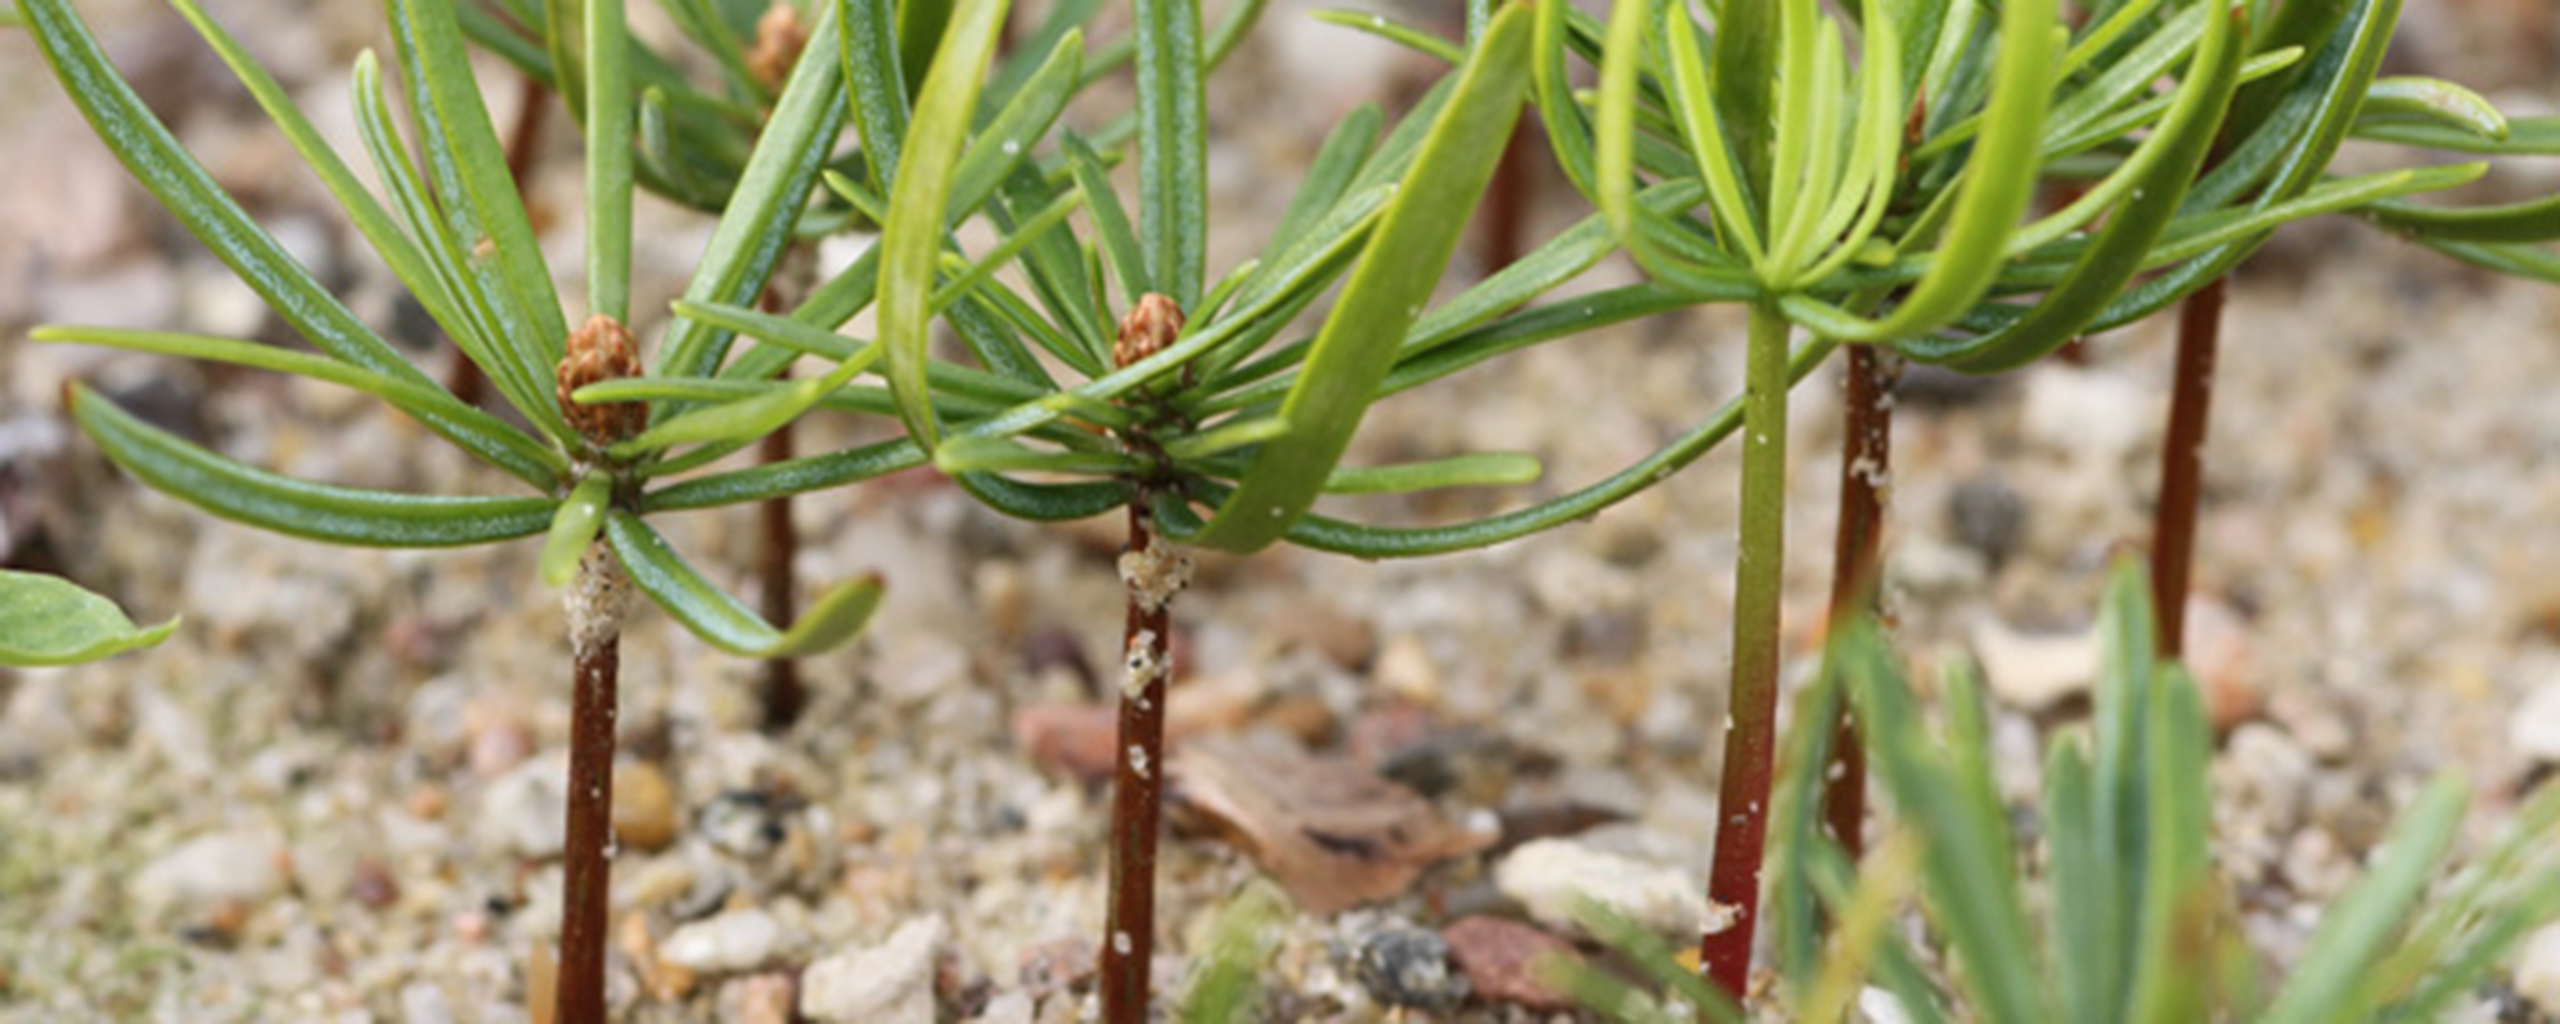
[557, 314, 647, 447]
[1114, 294, 1185, 370]
[748, 4, 810, 92]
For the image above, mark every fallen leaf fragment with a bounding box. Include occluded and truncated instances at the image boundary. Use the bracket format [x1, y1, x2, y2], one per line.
[1170, 735, 1496, 914]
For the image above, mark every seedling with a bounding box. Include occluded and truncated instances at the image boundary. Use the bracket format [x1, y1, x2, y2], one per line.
[7, 0, 1031, 1015]
[1556, 563, 2560, 1023]
[1543, 0, 2484, 992]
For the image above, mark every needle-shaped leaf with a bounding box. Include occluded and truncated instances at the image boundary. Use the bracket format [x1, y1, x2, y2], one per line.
[607, 512, 882, 657]
[1311, 9, 1464, 65]
[1266, 103, 1384, 266]
[1813, 0, 2057, 341]
[19, 0, 437, 389]
[1185, 4, 1532, 554]
[841, 0, 909, 190]
[2355, 75, 2509, 141]
[540, 472, 615, 586]
[879, 0, 1013, 451]
[1065, 134, 1154, 303]
[386, 0, 570, 364]
[945, 29, 1083, 225]
[2355, 115, 2560, 155]
[1323, 453, 1541, 495]
[932, 435, 1142, 476]
[585, 0, 634, 322]
[68, 384, 556, 547]
[2362, 194, 2560, 244]
[1134, 0, 1207, 308]
[1911, 1, 2245, 373]
[0, 571, 177, 668]
[2260, 776, 2470, 1024]
[612, 338, 885, 457]
[656, 0, 847, 384]
[645, 438, 928, 511]
[32, 326, 562, 486]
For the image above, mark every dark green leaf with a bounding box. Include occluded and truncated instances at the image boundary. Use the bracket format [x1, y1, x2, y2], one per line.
[0, 571, 177, 668]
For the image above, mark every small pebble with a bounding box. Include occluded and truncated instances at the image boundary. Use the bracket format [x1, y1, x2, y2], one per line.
[476, 759, 568, 859]
[1372, 636, 1441, 708]
[719, 972, 798, 1024]
[129, 831, 287, 922]
[800, 915, 948, 1023]
[699, 791, 792, 860]
[2510, 684, 2560, 764]
[1946, 473, 2027, 571]
[348, 860, 399, 910]
[614, 762, 680, 853]
[2515, 923, 2560, 1015]
[1493, 838, 1711, 938]
[660, 907, 789, 974]
[1351, 927, 1466, 1012]
[1971, 617, 2100, 710]
[1441, 916, 1574, 1011]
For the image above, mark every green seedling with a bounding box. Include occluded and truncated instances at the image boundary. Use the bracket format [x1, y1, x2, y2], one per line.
[7, 0, 1062, 1014]
[1531, 0, 2484, 993]
[1554, 562, 2560, 1024]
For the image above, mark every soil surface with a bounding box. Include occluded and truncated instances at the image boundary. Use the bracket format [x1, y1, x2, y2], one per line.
[3, 1, 2558, 1021]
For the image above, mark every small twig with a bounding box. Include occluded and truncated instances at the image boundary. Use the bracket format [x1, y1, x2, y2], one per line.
[753, 251, 815, 732]
[2150, 277, 2225, 657]
[1821, 346, 1898, 857]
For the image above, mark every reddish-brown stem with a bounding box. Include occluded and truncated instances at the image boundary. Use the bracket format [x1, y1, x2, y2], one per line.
[557, 549, 625, 1024]
[1480, 121, 1534, 273]
[1700, 303, 1793, 998]
[2150, 277, 2225, 657]
[1099, 498, 1172, 1024]
[756, 415, 802, 731]
[1821, 346, 1897, 857]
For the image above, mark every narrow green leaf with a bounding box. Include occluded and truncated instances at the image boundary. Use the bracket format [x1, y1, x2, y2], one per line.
[386, 0, 570, 362]
[2362, 194, 2560, 244]
[898, 0, 957, 95]
[932, 435, 1141, 476]
[1323, 452, 1541, 495]
[2356, 115, 2560, 155]
[2260, 776, 2470, 1024]
[1266, 103, 1384, 264]
[645, 437, 927, 510]
[1713, 0, 1781, 203]
[2356, 75, 2509, 140]
[586, 0, 635, 322]
[69, 384, 555, 547]
[544, 0, 587, 118]
[607, 512, 882, 656]
[0, 571, 177, 668]
[657, 0, 848, 383]
[540, 472, 614, 586]
[1134, 0, 1208, 308]
[841, 0, 910, 190]
[1187, 4, 1533, 554]
[879, 0, 1013, 451]
[1065, 134, 1154, 303]
[31, 326, 562, 487]
[945, 29, 1083, 224]
[1820, 0, 2057, 341]
[19, 0, 436, 389]
[1311, 9, 1463, 65]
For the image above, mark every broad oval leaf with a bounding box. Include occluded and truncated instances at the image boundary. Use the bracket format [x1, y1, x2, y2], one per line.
[0, 571, 178, 668]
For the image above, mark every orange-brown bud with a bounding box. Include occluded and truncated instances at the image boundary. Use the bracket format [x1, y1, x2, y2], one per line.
[1114, 293, 1185, 370]
[748, 4, 810, 92]
[557, 314, 647, 446]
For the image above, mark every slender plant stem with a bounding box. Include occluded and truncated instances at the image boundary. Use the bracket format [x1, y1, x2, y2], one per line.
[2149, 277, 2224, 656]
[1481, 120, 1534, 273]
[1702, 302, 1794, 998]
[1100, 496, 1175, 1024]
[557, 544, 629, 1024]
[1820, 345, 1897, 858]
[754, 255, 812, 732]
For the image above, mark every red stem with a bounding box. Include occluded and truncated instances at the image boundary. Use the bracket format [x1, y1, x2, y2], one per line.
[556, 593, 619, 1024]
[1099, 499, 1171, 1024]
[1821, 346, 1896, 856]
[756, 417, 802, 731]
[2150, 277, 2224, 657]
